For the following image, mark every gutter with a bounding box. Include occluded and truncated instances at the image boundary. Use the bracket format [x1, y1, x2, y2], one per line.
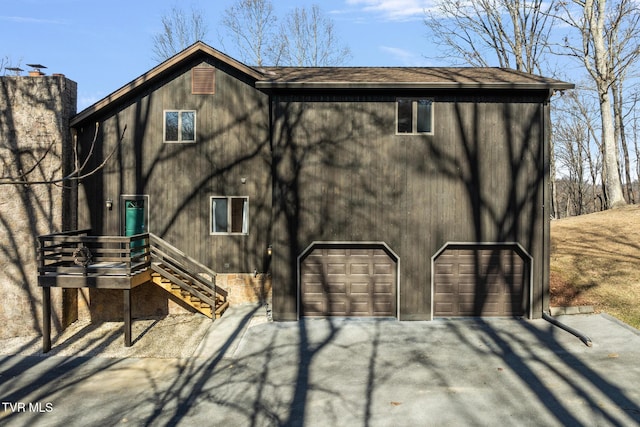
[542, 311, 593, 347]
[255, 81, 575, 91]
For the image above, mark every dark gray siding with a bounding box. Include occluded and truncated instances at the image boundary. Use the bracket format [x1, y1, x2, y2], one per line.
[76, 58, 271, 274]
[271, 92, 548, 320]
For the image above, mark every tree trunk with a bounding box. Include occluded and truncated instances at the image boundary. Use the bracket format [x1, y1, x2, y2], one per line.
[599, 90, 626, 208]
[613, 81, 635, 204]
[585, 0, 626, 208]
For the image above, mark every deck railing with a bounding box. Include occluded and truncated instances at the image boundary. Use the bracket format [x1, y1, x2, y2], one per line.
[38, 229, 151, 277]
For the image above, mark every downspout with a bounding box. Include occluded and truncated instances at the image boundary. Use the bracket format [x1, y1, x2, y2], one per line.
[540, 90, 552, 318]
[541, 90, 592, 348]
[543, 311, 593, 347]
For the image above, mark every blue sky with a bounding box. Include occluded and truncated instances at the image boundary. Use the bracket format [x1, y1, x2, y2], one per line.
[1, 0, 442, 110]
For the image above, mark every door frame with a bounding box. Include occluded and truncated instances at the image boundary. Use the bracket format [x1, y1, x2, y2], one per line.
[430, 242, 533, 320]
[297, 241, 400, 320]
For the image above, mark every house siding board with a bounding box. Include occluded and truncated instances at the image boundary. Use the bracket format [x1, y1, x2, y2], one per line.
[72, 45, 556, 322]
[271, 92, 547, 320]
[76, 58, 271, 279]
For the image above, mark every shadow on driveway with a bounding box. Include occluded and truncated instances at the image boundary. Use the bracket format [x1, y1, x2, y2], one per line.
[1, 308, 639, 426]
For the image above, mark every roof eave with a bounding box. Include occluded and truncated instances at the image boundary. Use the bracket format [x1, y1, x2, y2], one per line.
[255, 81, 575, 91]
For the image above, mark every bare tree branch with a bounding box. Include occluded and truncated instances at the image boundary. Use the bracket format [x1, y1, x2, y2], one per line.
[425, 0, 557, 74]
[152, 5, 209, 62]
[0, 123, 127, 186]
[220, 0, 278, 66]
[279, 5, 351, 66]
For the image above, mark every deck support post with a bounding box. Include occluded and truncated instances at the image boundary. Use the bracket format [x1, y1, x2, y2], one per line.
[42, 287, 51, 353]
[124, 289, 132, 347]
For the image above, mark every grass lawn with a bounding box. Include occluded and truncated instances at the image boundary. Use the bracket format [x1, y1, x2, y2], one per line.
[550, 204, 640, 329]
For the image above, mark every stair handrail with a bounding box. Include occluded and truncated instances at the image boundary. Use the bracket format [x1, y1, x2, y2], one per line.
[148, 233, 228, 300]
[149, 263, 219, 311]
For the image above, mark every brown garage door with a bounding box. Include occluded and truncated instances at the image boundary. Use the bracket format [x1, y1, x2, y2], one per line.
[433, 245, 527, 317]
[300, 244, 397, 317]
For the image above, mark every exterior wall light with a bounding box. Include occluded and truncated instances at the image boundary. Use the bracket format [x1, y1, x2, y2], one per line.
[267, 245, 272, 256]
[105, 199, 113, 210]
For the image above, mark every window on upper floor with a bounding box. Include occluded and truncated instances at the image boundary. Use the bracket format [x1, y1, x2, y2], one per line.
[210, 196, 249, 234]
[397, 98, 433, 135]
[164, 110, 196, 143]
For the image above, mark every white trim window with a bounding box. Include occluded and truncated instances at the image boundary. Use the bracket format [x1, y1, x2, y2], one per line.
[210, 196, 249, 234]
[164, 110, 196, 143]
[396, 98, 433, 135]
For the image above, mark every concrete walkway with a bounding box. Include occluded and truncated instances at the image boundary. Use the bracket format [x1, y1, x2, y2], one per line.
[1, 305, 639, 426]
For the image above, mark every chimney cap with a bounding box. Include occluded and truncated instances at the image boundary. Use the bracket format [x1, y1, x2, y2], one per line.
[5, 67, 23, 75]
[26, 63, 47, 70]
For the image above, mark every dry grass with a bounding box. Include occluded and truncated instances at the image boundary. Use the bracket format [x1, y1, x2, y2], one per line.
[550, 204, 640, 329]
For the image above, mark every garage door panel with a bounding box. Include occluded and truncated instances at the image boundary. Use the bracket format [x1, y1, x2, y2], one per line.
[434, 263, 454, 276]
[301, 244, 397, 317]
[327, 248, 347, 257]
[302, 300, 325, 315]
[434, 246, 526, 317]
[328, 301, 348, 313]
[327, 263, 347, 275]
[301, 264, 323, 276]
[302, 280, 324, 290]
[459, 282, 505, 294]
[435, 302, 454, 313]
[435, 283, 455, 294]
[351, 301, 370, 314]
[373, 263, 393, 275]
[350, 263, 370, 275]
[351, 282, 371, 294]
[326, 283, 346, 294]
[459, 303, 501, 315]
[373, 282, 394, 294]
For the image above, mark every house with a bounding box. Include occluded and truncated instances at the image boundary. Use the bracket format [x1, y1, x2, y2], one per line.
[68, 41, 573, 323]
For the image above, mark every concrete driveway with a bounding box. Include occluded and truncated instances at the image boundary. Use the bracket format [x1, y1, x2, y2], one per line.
[1, 305, 639, 426]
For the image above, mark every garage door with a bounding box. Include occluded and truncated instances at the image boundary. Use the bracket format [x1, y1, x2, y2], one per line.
[300, 244, 397, 317]
[433, 245, 528, 317]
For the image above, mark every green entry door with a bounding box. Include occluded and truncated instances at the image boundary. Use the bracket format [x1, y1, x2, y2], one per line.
[121, 196, 148, 257]
[124, 199, 146, 236]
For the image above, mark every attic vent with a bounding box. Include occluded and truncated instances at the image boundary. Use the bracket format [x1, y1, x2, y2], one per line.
[192, 67, 215, 94]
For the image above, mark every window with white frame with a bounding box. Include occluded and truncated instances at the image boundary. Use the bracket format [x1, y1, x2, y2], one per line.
[164, 110, 196, 142]
[210, 196, 249, 234]
[397, 98, 433, 135]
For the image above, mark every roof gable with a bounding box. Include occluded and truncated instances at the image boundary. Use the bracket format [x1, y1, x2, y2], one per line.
[71, 41, 265, 126]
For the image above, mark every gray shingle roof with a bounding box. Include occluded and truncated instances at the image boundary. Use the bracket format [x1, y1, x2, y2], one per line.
[255, 66, 573, 90]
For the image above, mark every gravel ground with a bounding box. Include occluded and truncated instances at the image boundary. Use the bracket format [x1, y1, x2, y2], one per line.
[0, 314, 213, 358]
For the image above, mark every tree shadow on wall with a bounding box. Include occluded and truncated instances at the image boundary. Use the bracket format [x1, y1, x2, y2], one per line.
[0, 76, 76, 339]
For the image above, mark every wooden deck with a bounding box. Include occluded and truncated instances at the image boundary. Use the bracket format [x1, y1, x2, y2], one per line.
[38, 229, 151, 288]
[38, 230, 228, 352]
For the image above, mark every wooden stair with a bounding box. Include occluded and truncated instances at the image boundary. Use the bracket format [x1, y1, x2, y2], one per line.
[151, 269, 229, 319]
[148, 234, 229, 320]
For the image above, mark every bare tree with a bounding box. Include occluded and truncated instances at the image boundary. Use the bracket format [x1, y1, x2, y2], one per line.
[556, 87, 605, 213]
[220, 0, 279, 66]
[556, 0, 640, 208]
[152, 5, 209, 62]
[221, 1, 351, 67]
[424, 0, 557, 74]
[554, 91, 595, 216]
[279, 4, 351, 66]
